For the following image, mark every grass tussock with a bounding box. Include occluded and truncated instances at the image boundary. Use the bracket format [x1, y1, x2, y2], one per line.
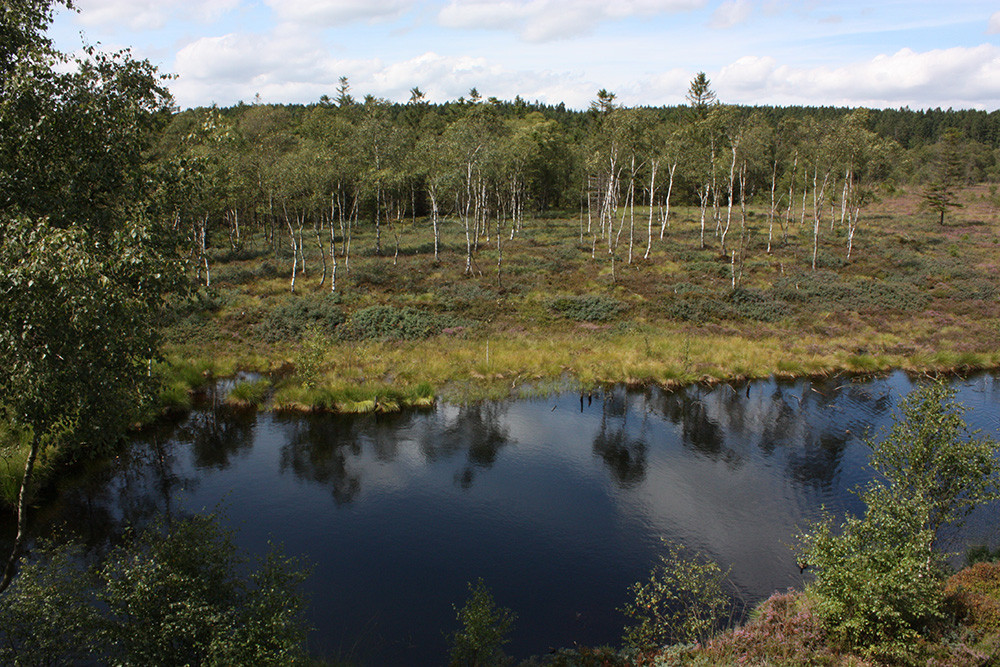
[225, 378, 272, 408]
[271, 379, 435, 414]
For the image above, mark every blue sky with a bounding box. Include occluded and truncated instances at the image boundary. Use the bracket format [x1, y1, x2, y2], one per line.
[48, 0, 1000, 111]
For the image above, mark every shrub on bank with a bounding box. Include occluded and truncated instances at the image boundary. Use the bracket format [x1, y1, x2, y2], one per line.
[345, 305, 460, 341]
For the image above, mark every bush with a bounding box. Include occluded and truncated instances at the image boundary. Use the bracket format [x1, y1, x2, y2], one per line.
[773, 273, 930, 312]
[798, 382, 999, 660]
[548, 295, 627, 322]
[621, 540, 735, 650]
[346, 305, 459, 341]
[448, 578, 517, 667]
[729, 288, 790, 322]
[255, 296, 344, 342]
[0, 514, 311, 666]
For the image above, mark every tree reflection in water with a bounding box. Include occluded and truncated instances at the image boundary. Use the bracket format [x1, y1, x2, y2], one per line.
[592, 388, 648, 488]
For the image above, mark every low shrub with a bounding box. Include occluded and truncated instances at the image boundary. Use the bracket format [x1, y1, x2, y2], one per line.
[945, 561, 1000, 650]
[621, 540, 736, 649]
[548, 295, 627, 322]
[773, 273, 930, 312]
[255, 297, 344, 342]
[729, 288, 790, 322]
[345, 305, 460, 341]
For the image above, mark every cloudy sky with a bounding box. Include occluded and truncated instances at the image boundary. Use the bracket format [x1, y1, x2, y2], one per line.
[47, 0, 1000, 111]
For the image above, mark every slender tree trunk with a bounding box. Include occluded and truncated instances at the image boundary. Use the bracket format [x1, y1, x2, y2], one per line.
[767, 159, 778, 254]
[0, 436, 40, 594]
[284, 203, 298, 292]
[645, 158, 658, 260]
[330, 194, 338, 292]
[659, 161, 677, 240]
[429, 186, 440, 263]
[720, 144, 737, 256]
[315, 214, 327, 287]
[627, 155, 636, 265]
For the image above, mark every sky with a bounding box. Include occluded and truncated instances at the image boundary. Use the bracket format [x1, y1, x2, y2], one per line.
[47, 0, 1000, 111]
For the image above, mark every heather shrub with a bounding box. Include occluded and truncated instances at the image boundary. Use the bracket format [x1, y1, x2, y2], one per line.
[728, 288, 790, 322]
[700, 591, 839, 666]
[945, 561, 1000, 658]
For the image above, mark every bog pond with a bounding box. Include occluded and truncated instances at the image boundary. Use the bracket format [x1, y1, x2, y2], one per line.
[16, 371, 1000, 664]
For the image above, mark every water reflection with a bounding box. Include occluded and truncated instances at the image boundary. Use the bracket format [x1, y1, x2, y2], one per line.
[16, 371, 1000, 667]
[278, 415, 364, 505]
[593, 391, 647, 488]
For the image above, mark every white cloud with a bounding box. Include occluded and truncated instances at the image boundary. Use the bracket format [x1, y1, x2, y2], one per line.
[172, 31, 377, 106]
[262, 0, 416, 24]
[437, 0, 707, 42]
[710, 0, 752, 29]
[170, 33, 591, 108]
[988, 11, 1000, 34]
[715, 45, 1000, 109]
[73, 0, 239, 30]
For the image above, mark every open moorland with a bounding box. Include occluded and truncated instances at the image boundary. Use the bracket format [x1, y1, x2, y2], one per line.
[159, 184, 1000, 413]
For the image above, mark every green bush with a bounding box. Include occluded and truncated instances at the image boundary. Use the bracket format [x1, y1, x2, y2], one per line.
[664, 297, 726, 323]
[0, 514, 311, 666]
[548, 295, 627, 322]
[448, 578, 517, 667]
[798, 382, 999, 661]
[773, 273, 930, 312]
[255, 296, 344, 342]
[346, 305, 459, 341]
[729, 288, 790, 322]
[621, 540, 734, 650]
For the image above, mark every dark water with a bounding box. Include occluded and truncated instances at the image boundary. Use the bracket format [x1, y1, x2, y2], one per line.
[13, 372, 1000, 665]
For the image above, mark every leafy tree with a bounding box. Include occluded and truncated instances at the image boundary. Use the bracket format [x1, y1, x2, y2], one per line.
[0, 514, 311, 665]
[0, 0, 179, 592]
[798, 382, 999, 660]
[868, 381, 998, 543]
[621, 540, 733, 650]
[448, 578, 517, 667]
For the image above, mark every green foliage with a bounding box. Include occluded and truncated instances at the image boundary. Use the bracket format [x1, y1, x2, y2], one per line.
[0, 540, 99, 666]
[621, 540, 734, 650]
[256, 296, 345, 342]
[773, 272, 930, 312]
[799, 490, 945, 661]
[0, 217, 178, 462]
[448, 578, 517, 667]
[798, 382, 1000, 660]
[965, 544, 1000, 566]
[868, 381, 998, 540]
[0, 514, 312, 666]
[728, 288, 790, 322]
[295, 327, 328, 388]
[548, 295, 627, 322]
[346, 305, 460, 341]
